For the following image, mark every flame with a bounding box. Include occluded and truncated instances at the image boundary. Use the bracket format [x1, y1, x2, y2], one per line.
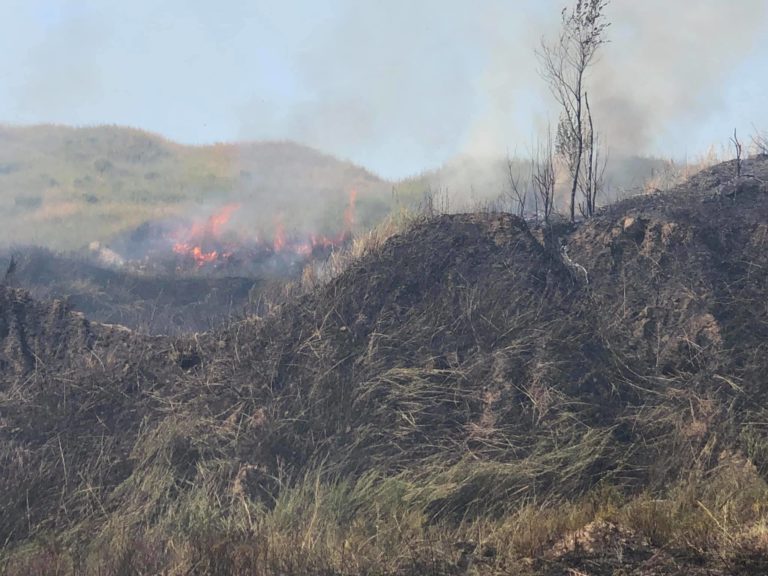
[192, 246, 218, 264]
[344, 189, 357, 230]
[273, 218, 286, 252]
[268, 191, 357, 256]
[210, 204, 238, 234]
[191, 203, 240, 238]
[166, 195, 357, 269]
[271, 226, 350, 257]
[171, 203, 240, 266]
[293, 234, 338, 257]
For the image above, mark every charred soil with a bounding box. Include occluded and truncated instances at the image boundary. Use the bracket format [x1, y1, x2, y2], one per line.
[0, 248, 269, 334]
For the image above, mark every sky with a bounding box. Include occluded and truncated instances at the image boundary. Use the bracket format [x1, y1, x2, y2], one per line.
[1, 0, 767, 179]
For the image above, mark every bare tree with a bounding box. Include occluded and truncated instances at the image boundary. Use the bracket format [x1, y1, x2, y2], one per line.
[731, 128, 743, 178]
[751, 126, 767, 156]
[532, 131, 556, 224]
[538, 0, 610, 222]
[578, 92, 608, 217]
[505, 154, 529, 218]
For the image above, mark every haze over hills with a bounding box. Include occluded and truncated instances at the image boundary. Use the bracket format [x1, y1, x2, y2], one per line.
[0, 124, 392, 250]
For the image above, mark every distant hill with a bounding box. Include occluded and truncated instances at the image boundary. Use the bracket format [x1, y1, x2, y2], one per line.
[0, 124, 392, 249]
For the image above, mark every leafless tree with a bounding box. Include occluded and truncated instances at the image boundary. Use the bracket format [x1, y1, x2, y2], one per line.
[505, 154, 529, 218]
[532, 131, 556, 224]
[578, 93, 608, 217]
[538, 0, 610, 222]
[731, 128, 743, 178]
[752, 127, 768, 156]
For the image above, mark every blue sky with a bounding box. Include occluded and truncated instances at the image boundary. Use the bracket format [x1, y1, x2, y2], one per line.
[1, 0, 766, 178]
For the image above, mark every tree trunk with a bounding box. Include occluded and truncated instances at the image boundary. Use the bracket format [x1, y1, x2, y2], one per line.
[570, 96, 583, 223]
[585, 92, 595, 216]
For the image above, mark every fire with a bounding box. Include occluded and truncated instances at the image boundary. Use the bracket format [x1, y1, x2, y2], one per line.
[166, 191, 358, 269]
[208, 203, 239, 235]
[344, 189, 357, 229]
[293, 234, 339, 257]
[273, 218, 286, 252]
[172, 203, 240, 266]
[269, 190, 356, 257]
[184, 203, 239, 239]
[173, 241, 220, 266]
[191, 246, 218, 264]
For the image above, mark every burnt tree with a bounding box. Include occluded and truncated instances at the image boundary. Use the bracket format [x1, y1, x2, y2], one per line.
[538, 0, 609, 222]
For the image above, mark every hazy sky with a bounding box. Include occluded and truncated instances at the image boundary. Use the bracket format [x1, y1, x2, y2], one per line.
[1, 0, 767, 178]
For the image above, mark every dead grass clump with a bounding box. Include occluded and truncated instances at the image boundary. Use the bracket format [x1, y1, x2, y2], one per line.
[300, 207, 424, 291]
[752, 128, 768, 156]
[642, 147, 721, 193]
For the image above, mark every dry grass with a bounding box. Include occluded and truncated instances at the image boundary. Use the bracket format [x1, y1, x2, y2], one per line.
[300, 207, 423, 290]
[641, 147, 722, 194]
[3, 460, 768, 575]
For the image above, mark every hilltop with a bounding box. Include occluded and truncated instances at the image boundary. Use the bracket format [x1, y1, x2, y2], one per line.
[2, 156, 768, 574]
[0, 124, 391, 249]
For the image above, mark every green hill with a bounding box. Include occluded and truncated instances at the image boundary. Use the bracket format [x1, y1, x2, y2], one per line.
[0, 124, 392, 249]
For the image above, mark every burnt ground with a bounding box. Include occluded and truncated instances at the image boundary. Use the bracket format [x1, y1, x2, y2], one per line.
[0, 248, 271, 334]
[2, 156, 768, 574]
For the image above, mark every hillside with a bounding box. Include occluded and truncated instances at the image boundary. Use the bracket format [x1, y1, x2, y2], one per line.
[2, 156, 768, 574]
[0, 124, 392, 249]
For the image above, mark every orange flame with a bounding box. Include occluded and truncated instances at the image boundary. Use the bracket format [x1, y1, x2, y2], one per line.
[191, 246, 218, 264]
[210, 203, 239, 235]
[344, 189, 357, 230]
[273, 218, 286, 252]
[170, 198, 356, 266]
[172, 203, 240, 266]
